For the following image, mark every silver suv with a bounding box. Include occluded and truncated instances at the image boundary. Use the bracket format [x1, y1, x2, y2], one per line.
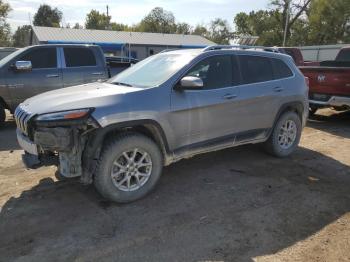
[15, 46, 309, 203]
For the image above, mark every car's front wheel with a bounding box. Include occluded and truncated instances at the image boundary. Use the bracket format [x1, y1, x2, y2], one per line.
[264, 111, 302, 158]
[94, 132, 163, 203]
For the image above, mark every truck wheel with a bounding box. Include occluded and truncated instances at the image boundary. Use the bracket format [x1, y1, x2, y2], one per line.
[0, 104, 5, 126]
[94, 132, 163, 203]
[264, 111, 302, 158]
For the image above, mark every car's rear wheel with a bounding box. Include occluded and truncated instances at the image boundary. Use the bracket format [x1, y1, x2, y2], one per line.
[0, 104, 6, 126]
[264, 111, 302, 158]
[94, 132, 163, 203]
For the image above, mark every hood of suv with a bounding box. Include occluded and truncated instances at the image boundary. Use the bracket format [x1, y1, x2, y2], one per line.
[20, 82, 144, 115]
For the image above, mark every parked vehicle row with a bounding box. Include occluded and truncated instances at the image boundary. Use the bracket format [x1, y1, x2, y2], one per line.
[299, 47, 350, 114]
[14, 45, 308, 203]
[0, 44, 137, 125]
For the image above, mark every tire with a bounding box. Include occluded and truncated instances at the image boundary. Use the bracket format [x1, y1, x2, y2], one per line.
[94, 132, 163, 203]
[0, 104, 5, 126]
[264, 111, 302, 158]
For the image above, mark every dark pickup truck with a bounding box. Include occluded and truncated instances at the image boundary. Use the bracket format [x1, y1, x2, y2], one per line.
[0, 44, 110, 125]
[299, 47, 350, 114]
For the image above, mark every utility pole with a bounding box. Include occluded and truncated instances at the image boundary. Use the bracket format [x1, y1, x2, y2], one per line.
[283, 0, 290, 47]
[106, 5, 109, 17]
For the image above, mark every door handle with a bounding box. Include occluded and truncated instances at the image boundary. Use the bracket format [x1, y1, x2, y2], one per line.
[274, 87, 284, 92]
[91, 72, 104, 76]
[46, 74, 59, 78]
[223, 94, 237, 100]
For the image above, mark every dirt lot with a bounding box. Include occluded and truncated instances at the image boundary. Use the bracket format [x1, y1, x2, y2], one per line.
[0, 109, 349, 262]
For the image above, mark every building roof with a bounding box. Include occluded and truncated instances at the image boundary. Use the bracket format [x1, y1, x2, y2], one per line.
[32, 26, 215, 47]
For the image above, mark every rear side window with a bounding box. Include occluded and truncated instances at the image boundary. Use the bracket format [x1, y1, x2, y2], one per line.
[336, 49, 350, 61]
[271, 58, 293, 79]
[64, 48, 96, 67]
[238, 55, 274, 84]
[186, 55, 233, 89]
[20, 48, 57, 69]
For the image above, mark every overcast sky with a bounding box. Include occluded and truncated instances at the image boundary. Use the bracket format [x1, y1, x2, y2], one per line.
[7, 0, 270, 32]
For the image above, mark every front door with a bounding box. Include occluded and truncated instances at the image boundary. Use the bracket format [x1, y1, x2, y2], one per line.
[170, 54, 241, 149]
[6, 47, 62, 109]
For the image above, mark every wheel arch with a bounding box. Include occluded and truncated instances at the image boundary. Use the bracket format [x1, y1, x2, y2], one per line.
[83, 119, 171, 177]
[267, 101, 305, 138]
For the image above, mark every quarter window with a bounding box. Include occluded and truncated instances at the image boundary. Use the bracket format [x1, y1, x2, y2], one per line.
[64, 48, 96, 67]
[19, 48, 57, 69]
[271, 58, 293, 79]
[186, 55, 233, 89]
[238, 55, 274, 84]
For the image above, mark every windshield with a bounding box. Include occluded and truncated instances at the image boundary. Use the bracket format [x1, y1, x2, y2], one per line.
[108, 53, 196, 88]
[0, 47, 27, 68]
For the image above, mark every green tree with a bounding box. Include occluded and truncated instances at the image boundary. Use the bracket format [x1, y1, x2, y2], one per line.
[176, 22, 192, 34]
[0, 0, 11, 46]
[137, 7, 177, 33]
[192, 24, 208, 37]
[307, 0, 350, 44]
[33, 4, 62, 27]
[234, 11, 282, 46]
[208, 18, 232, 44]
[110, 22, 131, 31]
[73, 23, 83, 29]
[233, 0, 312, 46]
[270, 0, 312, 45]
[12, 25, 32, 47]
[85, 10, 111, 30]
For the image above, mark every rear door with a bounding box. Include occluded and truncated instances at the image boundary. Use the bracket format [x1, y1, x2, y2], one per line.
[6, 47, 62, 108]
[61, 47, 107, 87]
[236, 55, 288, 132]
[170, 54, 241, 148]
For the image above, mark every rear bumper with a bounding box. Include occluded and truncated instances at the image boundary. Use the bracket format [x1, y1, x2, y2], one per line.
[309, 96, 350, 108]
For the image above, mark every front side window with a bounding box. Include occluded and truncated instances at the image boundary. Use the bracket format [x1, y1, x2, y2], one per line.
[64, 48, 96, 67]
[185, 55, 233, 89]
[109, 53, 196, 88]
[19, 48, 57, 69]
[239, 55, 274, 84]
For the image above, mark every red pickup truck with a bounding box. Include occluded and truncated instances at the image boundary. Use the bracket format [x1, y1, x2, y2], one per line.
[296, 47, 350, 115]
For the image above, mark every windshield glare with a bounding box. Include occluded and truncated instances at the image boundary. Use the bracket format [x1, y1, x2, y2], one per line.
[108, 53, 195, 88]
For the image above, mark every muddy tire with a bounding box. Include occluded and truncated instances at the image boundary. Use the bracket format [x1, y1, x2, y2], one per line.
[0, 104, 5, 126]
[264, 111, 302, 158]
[94, 132, 163, 203]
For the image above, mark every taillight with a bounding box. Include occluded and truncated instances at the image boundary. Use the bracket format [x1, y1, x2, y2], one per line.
[305, 77, 310, 88]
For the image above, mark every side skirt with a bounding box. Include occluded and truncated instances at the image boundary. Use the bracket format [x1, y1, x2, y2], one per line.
[171, 128, 269, 163]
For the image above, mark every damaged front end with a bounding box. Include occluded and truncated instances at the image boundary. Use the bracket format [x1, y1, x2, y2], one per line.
[16, 107, 100, 183]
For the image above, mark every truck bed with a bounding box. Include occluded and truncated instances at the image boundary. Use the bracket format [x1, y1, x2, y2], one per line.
[299, 66, 350, 97]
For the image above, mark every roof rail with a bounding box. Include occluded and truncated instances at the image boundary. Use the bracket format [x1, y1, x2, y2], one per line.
[159, 48, 181, 54]
[203, 45, 280, 53]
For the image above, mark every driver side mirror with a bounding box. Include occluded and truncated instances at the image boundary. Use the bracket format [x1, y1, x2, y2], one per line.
[175, 76, 203, 91]
[13, 61, 32, 72]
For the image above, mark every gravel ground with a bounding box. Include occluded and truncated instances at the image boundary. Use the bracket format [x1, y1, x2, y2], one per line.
[0, 109, 349, 262]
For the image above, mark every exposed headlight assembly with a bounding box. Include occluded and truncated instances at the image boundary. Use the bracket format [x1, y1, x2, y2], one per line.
[35, 108, 93, 122]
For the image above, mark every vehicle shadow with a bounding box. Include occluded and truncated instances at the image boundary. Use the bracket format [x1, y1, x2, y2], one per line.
[308, 109, 350, 139]
[0, 145, 349, 261]
[0, 120, 20, 152]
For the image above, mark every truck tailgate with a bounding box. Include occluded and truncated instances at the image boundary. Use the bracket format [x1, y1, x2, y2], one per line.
[299, 66, 350, 96]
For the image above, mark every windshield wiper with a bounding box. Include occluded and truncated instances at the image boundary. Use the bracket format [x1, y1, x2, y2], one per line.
[112, 82, 133, 87]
